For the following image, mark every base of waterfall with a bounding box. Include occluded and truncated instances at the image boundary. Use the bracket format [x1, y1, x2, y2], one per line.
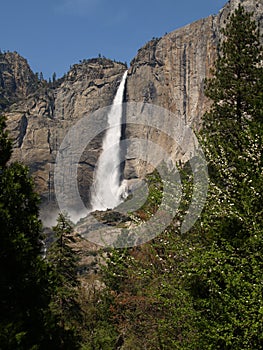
[73, 178, 147, 246]
[90, 179, 129, 212]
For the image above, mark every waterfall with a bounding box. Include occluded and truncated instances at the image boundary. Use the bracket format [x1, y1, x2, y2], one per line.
[91, 70, 128, 211]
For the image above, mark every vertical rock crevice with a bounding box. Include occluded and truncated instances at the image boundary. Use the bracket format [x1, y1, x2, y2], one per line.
[18, 114, 28, 148]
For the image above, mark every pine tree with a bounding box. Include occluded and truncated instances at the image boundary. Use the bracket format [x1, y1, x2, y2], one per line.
[203, 4, 262, 242]
[0, 116, 82, 349]
[0, 116, 56, 349]
[204, 4, 262, 133]
[47, 214, 82, 348]
[52, 72, 57, 83]
[188, 6, 263, 348]
[202, 4, 262, 197]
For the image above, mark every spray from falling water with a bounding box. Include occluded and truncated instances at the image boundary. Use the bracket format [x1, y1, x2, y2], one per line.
[91, 70, 128, 211]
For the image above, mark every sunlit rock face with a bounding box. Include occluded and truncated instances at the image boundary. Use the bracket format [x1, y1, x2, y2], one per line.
[124, 0, 262, 179]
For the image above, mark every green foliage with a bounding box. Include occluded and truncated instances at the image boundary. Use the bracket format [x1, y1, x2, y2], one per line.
[200, 4, 263, 243]
[48, 214, 80, 286]
[100, 228, 200, 349]
[202, 5, 262, 198]
[126, 169, 163, 222]
[0, 116, 59, 349]
[204, 4, 262, 129]
[188, 5, 263, 349]
[0, 117, 82, 349]
[47, 214, 82, 347]
[76, 252, 119, 349]
[187, 237, 263, 349]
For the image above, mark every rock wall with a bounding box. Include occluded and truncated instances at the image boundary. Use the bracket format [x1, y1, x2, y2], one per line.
[126, 17, 217, 127]
[3, 57, 126, 222]
[123, 0, 262, 178]
[124, 16, 218, 178]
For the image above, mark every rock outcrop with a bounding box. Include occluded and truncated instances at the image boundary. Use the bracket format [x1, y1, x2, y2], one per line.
[0, 52, 39, 110]
[1, 0, 262, 223]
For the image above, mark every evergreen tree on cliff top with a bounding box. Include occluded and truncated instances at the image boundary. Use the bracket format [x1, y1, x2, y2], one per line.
[188, 5, 263, 348]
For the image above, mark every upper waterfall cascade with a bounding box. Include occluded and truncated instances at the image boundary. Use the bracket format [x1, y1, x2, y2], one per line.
[91, 70, 128, 211]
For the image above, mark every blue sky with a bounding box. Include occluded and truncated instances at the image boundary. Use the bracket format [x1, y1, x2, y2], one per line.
[1, 0, 227, 79]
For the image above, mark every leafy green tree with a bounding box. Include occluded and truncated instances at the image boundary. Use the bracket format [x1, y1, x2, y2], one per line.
[47, 213, 82, 348]
[99, 168, 200, 349]
[0, 116, 58, 349]
[0, 116, 83, 349]
[100, 227, 200, 349]
[187, 5, 263, 349]
[204, 4, 262, 132]
[201, 3, 263, 244]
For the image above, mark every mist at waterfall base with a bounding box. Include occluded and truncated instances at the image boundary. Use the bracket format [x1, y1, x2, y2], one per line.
[90, 71, 128, 212]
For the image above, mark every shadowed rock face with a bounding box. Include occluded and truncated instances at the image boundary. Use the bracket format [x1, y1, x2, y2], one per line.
[1, 0, 262, 223]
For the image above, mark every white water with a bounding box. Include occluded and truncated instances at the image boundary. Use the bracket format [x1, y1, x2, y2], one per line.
[91, 70, 128, 211]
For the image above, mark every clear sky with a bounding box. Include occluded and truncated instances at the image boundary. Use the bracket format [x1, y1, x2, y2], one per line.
[1, 0, 227, 79]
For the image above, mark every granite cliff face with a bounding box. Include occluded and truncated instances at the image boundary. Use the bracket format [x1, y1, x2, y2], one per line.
[1, 0, 262, 222]
[3, 57, 127, 221]
[123, 0, 262, 178]
[124, 17, 218, 178]
[126, 18, 216, 127]
[126, 0, 262, 119]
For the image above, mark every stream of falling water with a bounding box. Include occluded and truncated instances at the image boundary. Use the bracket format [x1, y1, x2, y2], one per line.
[90, 70, 128, 211]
